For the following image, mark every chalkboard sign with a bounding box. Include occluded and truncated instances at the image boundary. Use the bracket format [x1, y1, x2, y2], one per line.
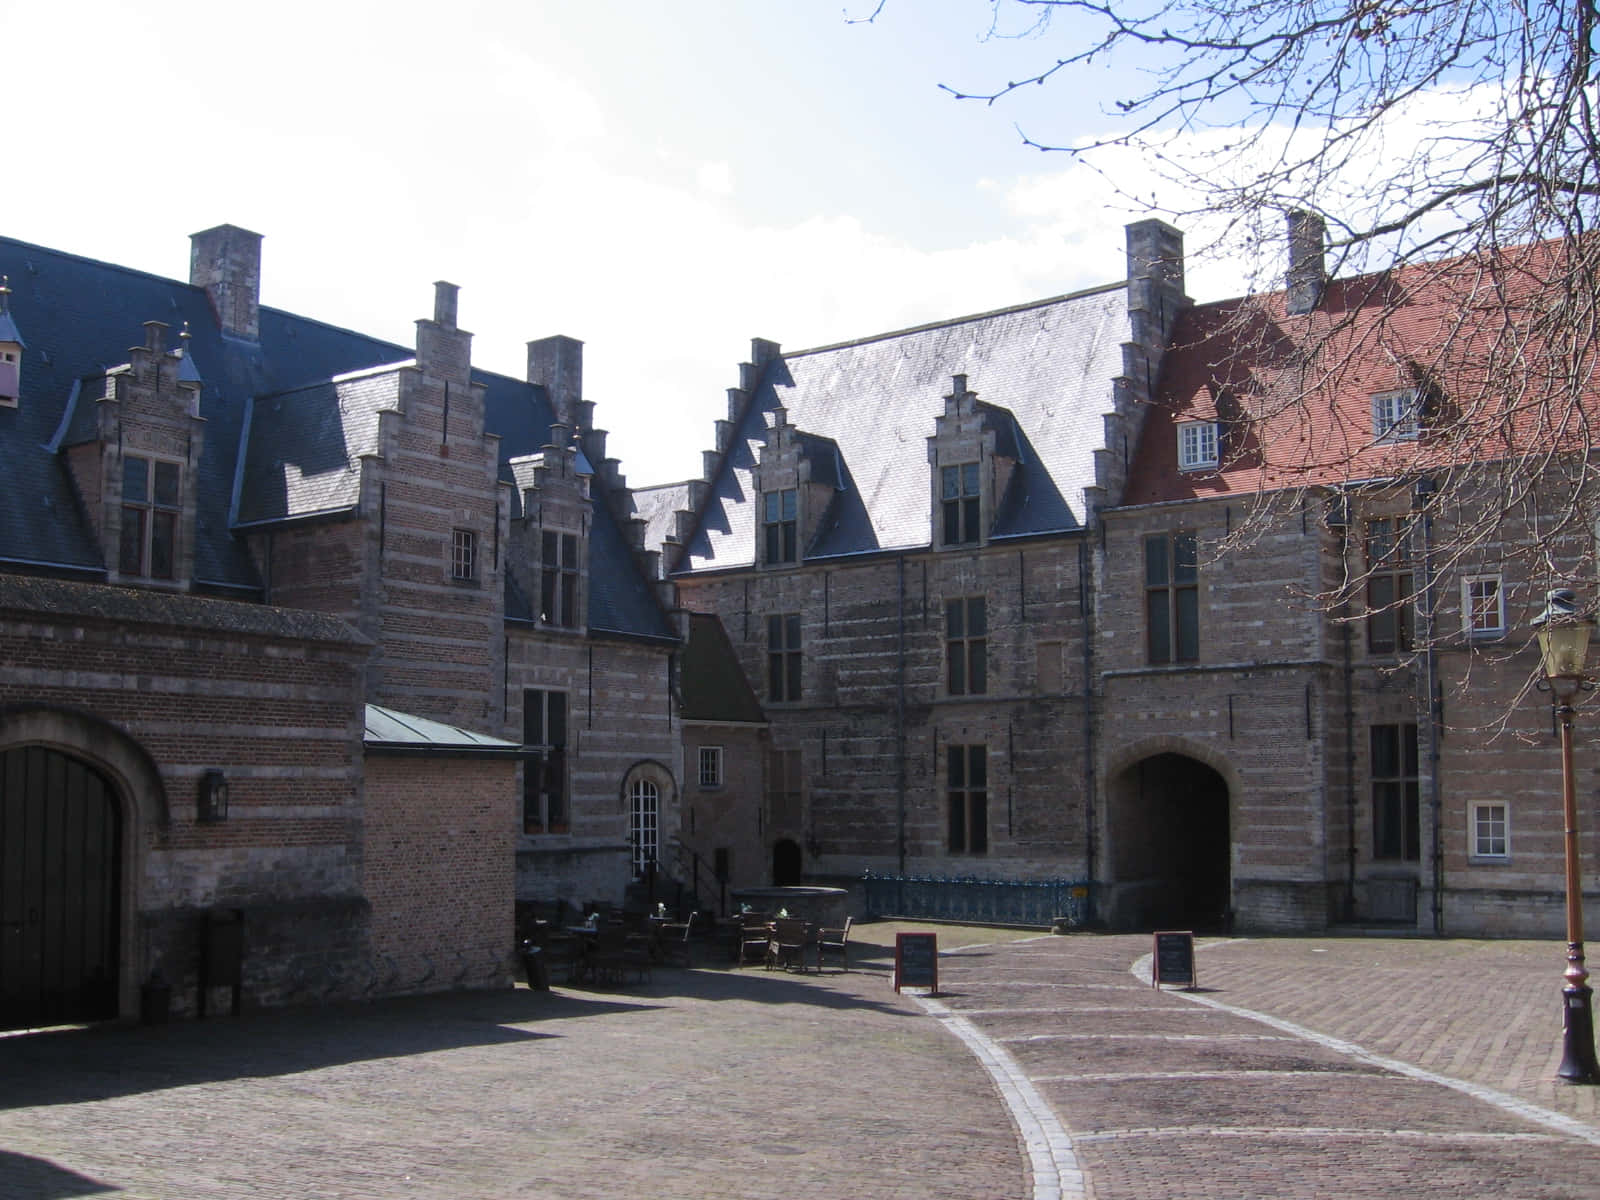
[894, 932, 938, 993]
[1152, 930, 1196, 989]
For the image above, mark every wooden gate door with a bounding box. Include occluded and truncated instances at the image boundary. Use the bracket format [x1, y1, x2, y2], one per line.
[0, 747, 122, 1030]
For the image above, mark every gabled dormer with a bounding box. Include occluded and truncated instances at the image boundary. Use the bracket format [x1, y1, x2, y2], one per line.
[0, 277, 22, 407]
[78, 321, 205, 587]
[508, 425, 592, 632]
[925, 375, 1018, 550]
[749, 405, 842, 568]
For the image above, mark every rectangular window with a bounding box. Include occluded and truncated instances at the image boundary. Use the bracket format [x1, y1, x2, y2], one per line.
[698, 746, 724, 788]
[763, 489, 798, 564]
[767, 613, 802, 703]
[767, 747, 803, 829]
[522, 689, 568, 834]
[1470, 801, 1509, 859]
[941, 462, 981, 545]
[947, 745, 988, 855]
[1371, 723, 1420, 861]
[451, 528, 476, 582]
[119, 455, 180, 580]
[945, 596, 988, 696]
[540, 531, 580, 626]
[1036, 640, 1064, 694]
[1366, 518, 1414, 654]
[1177, 421, 1219, 470]
[1462, 575, 1504, 637]
[1145, 531, 1199, 664]
[1372, 388, 1420, 442]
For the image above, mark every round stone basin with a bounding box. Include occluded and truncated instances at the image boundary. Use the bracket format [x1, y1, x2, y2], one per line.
[730, 885, 850, 927]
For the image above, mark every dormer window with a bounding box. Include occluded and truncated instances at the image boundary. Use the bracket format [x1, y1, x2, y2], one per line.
[0, 347, 18, 407]
[1177, 421, 1219, 471]
[1373, 389, 1420, 443]
[941, 463, 981, 545]
[763, 488, 797, 564]
[119, 455, 181, 580]
[541, 530, 580, 627]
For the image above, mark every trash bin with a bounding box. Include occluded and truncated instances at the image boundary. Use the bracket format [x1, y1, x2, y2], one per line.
[140, 968, 171, 1025]
[520, 941, 548, 990]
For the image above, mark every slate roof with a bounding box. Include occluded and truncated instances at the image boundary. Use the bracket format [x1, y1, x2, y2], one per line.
[364, 704, 529, 756]
[0, 232, 674, 642]
[675, 283, 1131, 572]
[680, 612, 766, 724]
[1123, 237, 1593, 505]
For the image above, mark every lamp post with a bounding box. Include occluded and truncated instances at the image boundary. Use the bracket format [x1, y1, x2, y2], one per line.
[1532, 587, 1600, 1084]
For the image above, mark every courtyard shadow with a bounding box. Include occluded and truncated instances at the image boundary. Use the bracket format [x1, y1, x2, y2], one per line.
[0, 987, 648, 1111]
[0, 1151, 118, 1197]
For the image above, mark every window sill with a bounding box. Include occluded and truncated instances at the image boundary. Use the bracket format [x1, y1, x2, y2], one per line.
[1467, 855, 1510, 866]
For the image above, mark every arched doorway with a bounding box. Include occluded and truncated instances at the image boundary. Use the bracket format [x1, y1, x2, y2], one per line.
[1107, 752, 1230, 932]
[0, 746, 123, 1030]
[771, 838, 802, 886]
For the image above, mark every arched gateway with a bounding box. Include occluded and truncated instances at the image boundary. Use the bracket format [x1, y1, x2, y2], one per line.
[0, 746, 123, 1029]
[1106, 750, 1231, 932]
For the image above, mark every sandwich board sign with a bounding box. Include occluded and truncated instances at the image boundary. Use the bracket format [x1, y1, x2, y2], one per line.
[1152, 930, 1196, 990]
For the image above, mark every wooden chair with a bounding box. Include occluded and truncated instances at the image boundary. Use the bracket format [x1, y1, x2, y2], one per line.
[661, 912, 698, 967]
[738, 914, 772, 966]
[766, 918, 811, 972]
[815, 916, 852, 972]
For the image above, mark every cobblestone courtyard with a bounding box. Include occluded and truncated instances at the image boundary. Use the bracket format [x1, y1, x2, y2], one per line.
[3, 929, 1599, 1198]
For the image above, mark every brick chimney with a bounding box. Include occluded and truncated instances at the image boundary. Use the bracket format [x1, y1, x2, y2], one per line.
[189, 225, 263, 341]
[527, 335, 584, 430]
[1286, 210, 1326, 316]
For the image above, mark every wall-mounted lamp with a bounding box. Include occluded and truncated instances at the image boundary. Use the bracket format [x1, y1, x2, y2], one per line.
[198, 769, 230, 823]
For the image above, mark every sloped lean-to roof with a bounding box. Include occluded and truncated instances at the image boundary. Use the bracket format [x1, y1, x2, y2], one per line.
[675, 281, 1134, 573]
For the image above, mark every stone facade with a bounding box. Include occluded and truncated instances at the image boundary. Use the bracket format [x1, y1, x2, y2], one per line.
[0, 226, 681, 1030]
[657, 221, 1600, 939]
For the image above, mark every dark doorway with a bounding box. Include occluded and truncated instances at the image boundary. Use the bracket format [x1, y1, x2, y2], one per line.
[0, 746, 122, 1030]
[771, 838, 802, 886]
[1109, 753, 1229, 932]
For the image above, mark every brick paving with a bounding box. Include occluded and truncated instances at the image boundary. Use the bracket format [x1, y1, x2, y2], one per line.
[3, 928, 1600, 1198]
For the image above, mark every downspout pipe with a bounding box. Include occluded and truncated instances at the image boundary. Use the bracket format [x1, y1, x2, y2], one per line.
[1415, 477, 1444, 935]
[1080, 535, 1098, 920]
[896, 552, 907, 876]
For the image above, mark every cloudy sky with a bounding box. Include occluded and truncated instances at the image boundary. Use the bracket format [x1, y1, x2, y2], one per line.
[13, 1, 1266, 485]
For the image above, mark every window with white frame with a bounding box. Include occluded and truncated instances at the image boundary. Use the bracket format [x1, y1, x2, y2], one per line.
[1470, 801, 1509, 859]
[1177, 421, 1219, 470]
[451, 528, 477, 582]
[698, 745, 724, 788]
[1462, 575, 1505, 636]
[1372, 389, 1421, 443]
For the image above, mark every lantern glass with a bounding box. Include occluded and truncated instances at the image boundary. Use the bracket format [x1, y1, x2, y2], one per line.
[1538, 622, 1593, 681]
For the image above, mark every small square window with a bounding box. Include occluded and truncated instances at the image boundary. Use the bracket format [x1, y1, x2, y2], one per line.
[451, 528, 476, 581]
[698, 746, 724, 788]
[1462, 575, 1504, 636]
[1177, 421, 1219, 470]
[1372, 389, 1420, 443]
[1470, 801, 1509, 859]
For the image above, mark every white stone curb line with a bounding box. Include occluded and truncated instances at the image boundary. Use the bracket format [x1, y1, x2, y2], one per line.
[1131, 945, 1600, 1149]
[915, 990, 1087, 1200]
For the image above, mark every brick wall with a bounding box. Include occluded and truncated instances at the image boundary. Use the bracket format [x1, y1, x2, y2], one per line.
[364, 754, 516, 992]
[678, 535, 1094, 882]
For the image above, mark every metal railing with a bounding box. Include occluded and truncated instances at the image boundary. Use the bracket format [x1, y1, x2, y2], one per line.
[862, 872, 1097, 928]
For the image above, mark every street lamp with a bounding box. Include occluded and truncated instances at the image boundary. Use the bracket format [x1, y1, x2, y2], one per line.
[1532, 587, 1600, 1084]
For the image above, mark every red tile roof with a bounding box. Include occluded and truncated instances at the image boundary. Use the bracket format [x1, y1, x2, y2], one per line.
[1123, 237, 1599, 505]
